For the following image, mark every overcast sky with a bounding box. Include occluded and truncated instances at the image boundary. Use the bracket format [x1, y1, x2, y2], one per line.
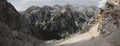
[8, 0, 106, 11]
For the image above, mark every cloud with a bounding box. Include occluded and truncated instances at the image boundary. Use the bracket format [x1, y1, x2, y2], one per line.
[20, 0, 52, 3]
[98, 0, 107, 8]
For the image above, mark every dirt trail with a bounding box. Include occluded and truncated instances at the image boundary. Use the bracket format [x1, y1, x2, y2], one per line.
[56, 12, 104, 46]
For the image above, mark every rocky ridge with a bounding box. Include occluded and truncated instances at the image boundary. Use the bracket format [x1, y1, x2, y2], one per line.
[24, 4, 100, 40]
[0, 0, 43, 46]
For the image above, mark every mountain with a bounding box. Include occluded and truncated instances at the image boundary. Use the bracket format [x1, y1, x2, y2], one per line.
[0, 0, 42, 46]
[23, 4, 99, 40]
[0, 0, 23, 46]
[1, 0, 120, 46]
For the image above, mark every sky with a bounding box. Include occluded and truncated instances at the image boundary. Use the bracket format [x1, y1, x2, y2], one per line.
[8, 0, 107, 11]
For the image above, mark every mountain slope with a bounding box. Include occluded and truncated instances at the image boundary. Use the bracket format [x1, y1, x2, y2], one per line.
[55, 3, 120, 46]
[23, 5, 99, 40]
[0, 0, 43, 46]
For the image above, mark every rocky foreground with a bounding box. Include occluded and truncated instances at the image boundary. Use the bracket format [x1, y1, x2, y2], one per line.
[0, 0, 120, 46]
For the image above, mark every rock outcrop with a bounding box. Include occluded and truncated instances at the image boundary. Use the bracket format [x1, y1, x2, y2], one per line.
[99, 6, 120, 44]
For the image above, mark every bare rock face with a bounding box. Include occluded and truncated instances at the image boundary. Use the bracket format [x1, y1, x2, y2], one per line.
[0, 0, 21, 30]
[0, 0, 21, 46]
[0, 0, 41, 46]
[24, 5, 99, 40]
[99, 7, 120, 45]
[54, 3, 120, 46]
[98, 1, 120, 45]
[99, 0, 120, 37]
